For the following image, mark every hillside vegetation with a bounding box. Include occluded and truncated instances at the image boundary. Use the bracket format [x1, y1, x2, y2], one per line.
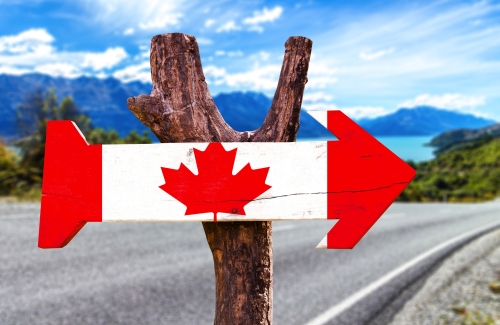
[428, 123, 500, 155]
[0, 88, 152, 200]
[399, 136, 500, 202]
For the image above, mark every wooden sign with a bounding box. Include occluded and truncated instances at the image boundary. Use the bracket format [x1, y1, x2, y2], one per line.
[38, 110, 415, 249]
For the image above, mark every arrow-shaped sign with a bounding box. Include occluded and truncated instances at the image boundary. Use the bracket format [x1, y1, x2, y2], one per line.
[39, 110, 415, 249]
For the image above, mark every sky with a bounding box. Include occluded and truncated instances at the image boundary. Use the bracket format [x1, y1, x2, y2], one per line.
[0, 0, 499, 120]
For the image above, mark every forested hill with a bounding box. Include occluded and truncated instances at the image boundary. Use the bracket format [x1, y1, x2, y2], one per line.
[0, 73, 151, 138]
[428, 123, 500, 155]
[400, 137, 500, 202]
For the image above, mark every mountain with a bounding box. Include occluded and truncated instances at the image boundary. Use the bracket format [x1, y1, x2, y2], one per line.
[357, 106, 496, 136]
[428, 122, 500, 155]
[399, 137, 500, 202]
[0, 73, 152, 139]
[0, 73, 332, 140]
[212, 92, 333, 139]
[1, 74, 496, 140]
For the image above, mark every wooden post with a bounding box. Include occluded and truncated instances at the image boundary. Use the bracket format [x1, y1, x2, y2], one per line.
[127, 33, 312, 325]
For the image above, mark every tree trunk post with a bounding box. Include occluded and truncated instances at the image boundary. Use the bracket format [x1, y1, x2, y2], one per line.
[127, 33, 312, 325]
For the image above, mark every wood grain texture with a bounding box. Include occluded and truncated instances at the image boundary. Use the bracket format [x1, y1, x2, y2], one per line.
[203, 221, 273, 325]
[127, 32, 312, 325]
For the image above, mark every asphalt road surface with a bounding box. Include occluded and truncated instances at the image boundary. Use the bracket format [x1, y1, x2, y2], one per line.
[1, 200, 499, 325]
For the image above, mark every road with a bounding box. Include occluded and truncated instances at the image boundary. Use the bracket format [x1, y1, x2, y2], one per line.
[0, 201, 499, 325]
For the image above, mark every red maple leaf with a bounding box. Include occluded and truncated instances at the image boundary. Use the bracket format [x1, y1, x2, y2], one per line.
[160, 143, 271, 221]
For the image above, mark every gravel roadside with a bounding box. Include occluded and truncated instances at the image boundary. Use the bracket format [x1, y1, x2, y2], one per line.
[389, 228, 500, 325]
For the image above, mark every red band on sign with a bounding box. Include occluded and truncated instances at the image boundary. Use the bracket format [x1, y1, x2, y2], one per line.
[326, 111, 415, 249]
[38, 121, 102, 248]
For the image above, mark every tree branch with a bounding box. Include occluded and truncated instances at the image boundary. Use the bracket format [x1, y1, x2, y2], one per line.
[127, 32, 312, 325]
[127, 33, 241, 143]
[251, 36, 312, 142]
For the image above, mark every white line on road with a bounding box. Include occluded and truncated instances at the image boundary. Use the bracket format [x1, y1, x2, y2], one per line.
[304, 218, 500, 325]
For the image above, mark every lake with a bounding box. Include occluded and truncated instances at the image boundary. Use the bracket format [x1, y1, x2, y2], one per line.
[298, 136, 436, 162]
[8, 136, 436, 163]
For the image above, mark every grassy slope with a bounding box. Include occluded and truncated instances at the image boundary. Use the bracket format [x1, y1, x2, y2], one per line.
[399, 138, 500, 202]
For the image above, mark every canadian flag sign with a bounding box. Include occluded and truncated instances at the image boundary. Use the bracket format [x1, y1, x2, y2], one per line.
[39, 110, 415, 249]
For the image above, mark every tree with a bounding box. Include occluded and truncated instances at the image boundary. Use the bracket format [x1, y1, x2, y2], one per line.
[127, 33, 311, 325]
[12, 88, 153, 196]
[0, 139, 19, 195]
[87, 128, 152, 144]
[15, 88, 93, 180]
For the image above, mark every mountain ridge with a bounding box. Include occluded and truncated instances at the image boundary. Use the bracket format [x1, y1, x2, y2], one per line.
[357, 106, 496, 136]
[428, 122, 500, 155]
[0, 73, 496, 140]
[0, 73, 332, 140]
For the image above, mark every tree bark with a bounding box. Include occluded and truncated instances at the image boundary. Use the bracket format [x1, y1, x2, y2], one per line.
[127, 32, 312, 325]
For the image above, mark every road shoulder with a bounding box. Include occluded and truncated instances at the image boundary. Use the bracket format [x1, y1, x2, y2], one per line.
[388, 228, 500, 324]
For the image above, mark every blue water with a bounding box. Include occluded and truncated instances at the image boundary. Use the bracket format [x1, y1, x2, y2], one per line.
[376, 136, 435, 162]
[298, 136, 435, 162]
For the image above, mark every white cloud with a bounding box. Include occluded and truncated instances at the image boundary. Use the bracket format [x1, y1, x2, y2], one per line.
[135, 45, 150, 59]
[0, 28, 54, 55]
[307, 60, 338, 89]
[247, 25, 264, 33]
[340, 106, 388, 119]
[196, 37, 213, 45]
[398, 93, 486, 110]
[95, 72, 109, 79]
[306, 104, 388, 119]
[203, 50, 339, 94]
[242, 6, 283, 33]
[123, 28, 134, 35]
[216, 21, 241, 33]
[34, 63, 81, 78]
[303, 92, 334, 103]
[113, 62, 151, 83]
[82, 47, 127, 71]
[243, 6, 283, 25]
[247, 51, 271, 62]
[0, 66, 31, 75]
[204, 19, 216, 28]
[228, 51, 243, 57]
[139, 13, 182, 30]
[80, 0, 185, 31]
[0, 28, 131, 79]
[308, 0, 500, 120]
[204, 64, 281, 90]
[359, 47, 394, 61]
[203, 65, 226, 79]
[215, 50, 243, 57]
[258, 51, 270, 61]
[304, 103, 339, 111]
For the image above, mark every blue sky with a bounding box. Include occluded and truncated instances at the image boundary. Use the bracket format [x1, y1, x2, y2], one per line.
[0, 0, 499, 120]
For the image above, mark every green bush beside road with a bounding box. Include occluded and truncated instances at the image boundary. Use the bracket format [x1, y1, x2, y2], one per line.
[399, 136, 500, 202]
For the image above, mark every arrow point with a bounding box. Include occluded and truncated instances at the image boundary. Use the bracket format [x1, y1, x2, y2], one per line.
[316, 235, 328, 249]
[307, 110, 328, 130]
[325, 110, 416, 249]
[39, 121, 102, 248]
